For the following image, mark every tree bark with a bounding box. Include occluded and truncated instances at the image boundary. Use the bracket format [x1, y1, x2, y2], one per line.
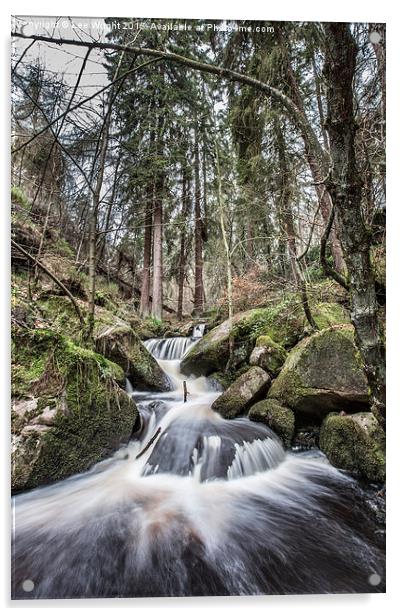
[177, 167, 189, 320]
[194, 125, 204, 315]
[275, 118, 318, 330]
[139, 181, 154, 318]
[369, 23, 386, 130]
[87, 112, 111, 341]
[275, 28, 346, 273]
[323, 23, 386, 423]
[151, 178, 163, 321]
[215, 137, 234, 369]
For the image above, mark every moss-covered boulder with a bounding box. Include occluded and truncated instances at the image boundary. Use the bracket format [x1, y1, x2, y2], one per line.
[180, 300, 350, 378]
[95, 317, 171, 392]
[249, 335, 287, 376]
[180, 310, 257, 377]
[212, 367, 270, 419]
[268, 326, 369, 421]
[208, 366, 250, 390]
[11, 329, 138, 491]
[248, 399, 295, 448]
[319, 412, 385, 482]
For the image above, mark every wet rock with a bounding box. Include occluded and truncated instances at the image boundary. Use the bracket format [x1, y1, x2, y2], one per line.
[11, 329, 138, 491]
[95, 317, 171, 392]
[249, 335, 287, 376]
[268, 326, 369, 421]
[292, 427, 320, 450]
[248, 399, 294, 448]
[212, 367, 271, 419]
[319, 412, 385, 482]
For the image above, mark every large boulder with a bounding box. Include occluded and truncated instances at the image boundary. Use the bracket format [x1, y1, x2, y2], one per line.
[319, 412, 385, 482]
[180, 300, 350, 378]
[212, 367, 270, 419]
[268, 326, 369, 421]
[11, 329, 138, 492]
[180, 310, 258, 377]
[248, 399, 295, 448]
[95, 317, 171, 392]
[249, 335, 287, 376]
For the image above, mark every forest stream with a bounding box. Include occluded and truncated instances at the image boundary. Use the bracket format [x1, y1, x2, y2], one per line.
[12, 332, 385, 599]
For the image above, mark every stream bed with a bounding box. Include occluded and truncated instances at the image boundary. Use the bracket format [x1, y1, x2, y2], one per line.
[12, 336, 385, 598]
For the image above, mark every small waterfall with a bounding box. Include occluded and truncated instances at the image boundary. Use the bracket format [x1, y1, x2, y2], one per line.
[192, 323, 206, 339]
[144, 337, 194, 360]
[227, 437, 285, 480]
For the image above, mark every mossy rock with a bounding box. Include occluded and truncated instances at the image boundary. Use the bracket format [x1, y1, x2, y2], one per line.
[312, 302, 350, 329]
[180, 300, 350, 378]
[319, 412, 385, 482]
[95, 317, 171, 392]
[248, 399, 295, 448]
[268, 326, 369, 422]
[249, 335, 287, 376]
[212, 367, 271, 419]
[11, 328, 138, 491]
[208, 365, 250, 390]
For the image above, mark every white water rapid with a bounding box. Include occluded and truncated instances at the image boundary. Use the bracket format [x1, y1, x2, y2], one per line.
[12, 335, 385, 599]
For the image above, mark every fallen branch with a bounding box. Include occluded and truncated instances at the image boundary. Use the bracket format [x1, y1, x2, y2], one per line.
[183, 380, 188, 403]
[135, 427, 162, 460]
[11, 239, 85, 325]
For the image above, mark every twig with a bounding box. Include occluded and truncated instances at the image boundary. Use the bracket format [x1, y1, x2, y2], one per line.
[135, 427, 162, 460]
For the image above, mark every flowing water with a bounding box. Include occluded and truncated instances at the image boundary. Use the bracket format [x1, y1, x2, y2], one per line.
[12, 334, 385, 599]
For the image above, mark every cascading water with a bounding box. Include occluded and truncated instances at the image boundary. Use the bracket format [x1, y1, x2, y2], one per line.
[192, 323, 206, 339]
[12, 334, 385, 599]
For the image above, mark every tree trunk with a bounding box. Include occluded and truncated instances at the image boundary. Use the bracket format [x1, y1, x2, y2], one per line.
[139, 181, 154, 318]
[275, 118, 318, 330]
[215, 137, 234, 369]
[194, 126, 204, 315]
[312, 53, 329, 152]
[98, 157, 121, 263]
[151, 180, 163, 321]
[369, 23, 386, 130]
[323, 23, 386, 423]
[276, 29, 346, 273]
[87, 113, 111, 341]
[177, 167, 189, 320]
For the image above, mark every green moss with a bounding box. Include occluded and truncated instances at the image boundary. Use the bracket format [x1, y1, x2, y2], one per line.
[212, 367, 270, 419]
[53, 237, 75, 259]
[268, 326, 369, 419]
[248, 399, 295, 448]
[143, 316, 165, 337]
[251, 335, 287, 375]
[313, 302, 350, 329]
[94, 321, 170, 391]
[11, 328, 137, 491]
[209, 365, 250, 390]
[11, 185, 30, 209]
[182, 296, 351, 377]
[320, 413, 385, 482]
